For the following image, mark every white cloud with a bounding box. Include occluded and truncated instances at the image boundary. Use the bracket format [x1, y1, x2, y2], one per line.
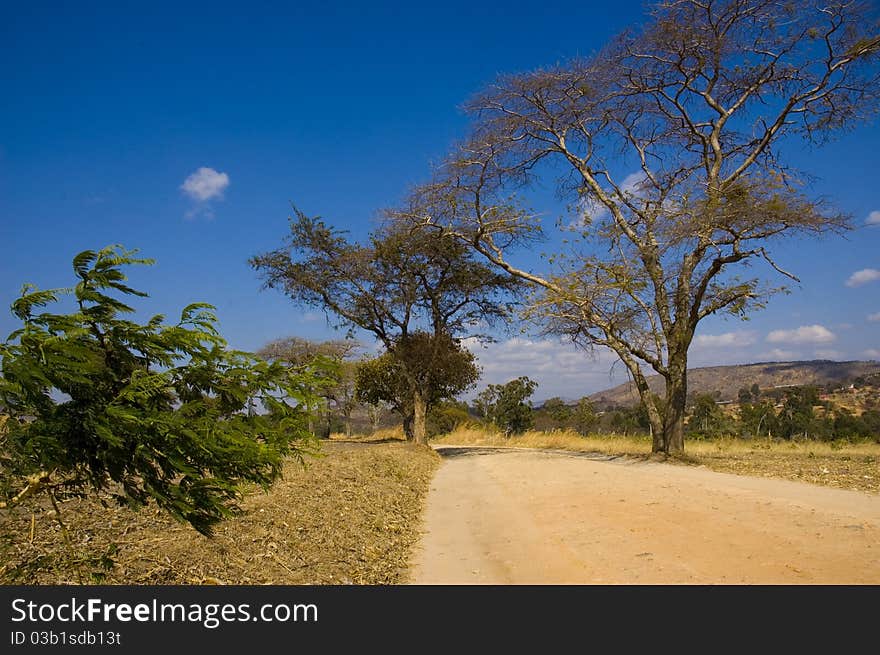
[845, 268, 880, 288]
[693, 331, 757, 348]
[766, 325, 836, 345]
[463, 337, 624, 400]
[814, 349, 844, 360]
[571, 171, 650, 227]
[181, 167, 230, 201]
[757, 348, 799, 361]
[864, 349, 880, 359]
[619, 171, 649, 197]
[868, 312, 880, 323]
[866, 210, 880, 226]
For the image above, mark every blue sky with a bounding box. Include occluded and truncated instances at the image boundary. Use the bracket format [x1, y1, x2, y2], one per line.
[2, 1, 879, 400]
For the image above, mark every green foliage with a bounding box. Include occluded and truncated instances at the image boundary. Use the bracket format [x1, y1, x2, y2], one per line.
[535, 396, 599, 434]
[484, 381, 879, 443]
[427, 400, 471, 436]
[862, 411, 880, 442]
[477, 376, 538, 436]
[734, 385, 880, 442]
[688, 393, 729, 437]
[542, 397, 572, 424]
[355, 332, 479, 436]
[832, 409, 864, 441]
[355, 354, 408, 411]
[572, 397, 598, 435]
[739, 400, 779, 438]
[777, 386, 821, 439]
[0, 246, 320, 535]
[257, 337, 360, 437]
[609, 404, 651, 435]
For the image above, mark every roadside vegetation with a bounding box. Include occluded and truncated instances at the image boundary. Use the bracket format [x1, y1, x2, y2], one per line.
[1, 441, 438, 584]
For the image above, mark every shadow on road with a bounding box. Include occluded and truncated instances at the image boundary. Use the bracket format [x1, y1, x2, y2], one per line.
[433, 445, 626, 462]
[434, 447, 519, 458]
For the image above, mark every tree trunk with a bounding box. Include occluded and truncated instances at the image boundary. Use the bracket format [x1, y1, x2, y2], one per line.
[344, 412, 352, 438]
[321, 407, 332, 439]
[648, 405, 664, 453]
[661, 365, 687, 455]
[412, 390, 428, 445]
[620, 355, 664, 452]
[402, 413, 414, 440]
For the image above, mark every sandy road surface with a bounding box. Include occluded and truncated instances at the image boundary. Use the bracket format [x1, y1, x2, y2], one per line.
[408, 447, 880, 584]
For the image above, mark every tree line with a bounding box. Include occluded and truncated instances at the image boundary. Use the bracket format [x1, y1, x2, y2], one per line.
[454, 380, 880, 442]
[689, 384, 880, 441]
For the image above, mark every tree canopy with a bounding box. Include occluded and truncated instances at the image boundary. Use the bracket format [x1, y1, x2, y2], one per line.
[355, 332, 480, 436]
[476, 376, 539, 436]
[251, 207, 518, 443]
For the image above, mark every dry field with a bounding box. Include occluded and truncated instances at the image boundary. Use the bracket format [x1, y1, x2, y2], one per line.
[0, 439, 438, 585]
[432, 426, 880, 494]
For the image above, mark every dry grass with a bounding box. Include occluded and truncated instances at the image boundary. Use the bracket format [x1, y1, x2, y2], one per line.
[434, 425, 653, 456]
[329, 426, 408, 443]
[434, 424, 880, 494]
[1, 441, 439, 585]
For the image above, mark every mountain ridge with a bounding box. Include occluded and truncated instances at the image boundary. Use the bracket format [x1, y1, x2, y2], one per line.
[587, 359, 880, 408]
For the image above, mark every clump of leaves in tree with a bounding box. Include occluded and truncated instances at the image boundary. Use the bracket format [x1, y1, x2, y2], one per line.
[542, 397, 572, 424]
[0, 246, 320, 536]
[426, 400, 472, 436]
[572, 397, 598, 436]
[257, 337, 361, 438]
[355, 332, 480, 438]
[537, 396, 597, 434]
[476, 376, 538, 436]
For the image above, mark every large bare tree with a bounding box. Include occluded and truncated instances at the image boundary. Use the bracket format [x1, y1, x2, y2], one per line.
[396, 0, 879, 454]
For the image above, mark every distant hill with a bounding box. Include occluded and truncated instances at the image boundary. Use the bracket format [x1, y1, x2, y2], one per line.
[588, 360, 880, 408]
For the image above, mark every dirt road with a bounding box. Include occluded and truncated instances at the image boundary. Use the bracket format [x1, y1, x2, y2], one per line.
[408, 447, 880, 584]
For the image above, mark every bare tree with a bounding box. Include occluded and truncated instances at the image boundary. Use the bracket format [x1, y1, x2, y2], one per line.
[398, 0, 879, 453]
